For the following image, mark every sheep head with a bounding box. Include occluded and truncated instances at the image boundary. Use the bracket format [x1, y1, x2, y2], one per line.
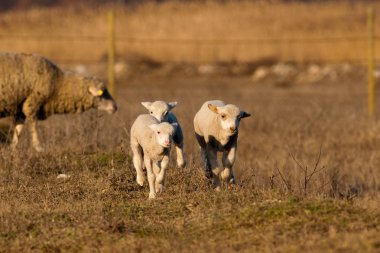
[87, 78, 118, 114]
[149, 122, 178, 148]
[208, 103, 250, 135]
[141, 100, 177, 122]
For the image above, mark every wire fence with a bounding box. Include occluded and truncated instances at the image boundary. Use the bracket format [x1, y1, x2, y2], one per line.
[0, 33, 373, 43]
[0, 11, 377, 114]
[0, 34, 375, 65]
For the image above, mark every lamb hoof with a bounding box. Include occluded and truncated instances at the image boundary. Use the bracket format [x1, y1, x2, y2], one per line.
[227, 182, 236, 190]
[220, 170, 231, 181]
[204, 170, 213, 179]
[149, 193, 156, 199]
[34, 147, 44, 153]
[156, 184, 164, 193]
[136, 175, 145, 186]
[214, 186, 221, 192]
[177, 160, 187, 169]
[34, 145, 44, 153]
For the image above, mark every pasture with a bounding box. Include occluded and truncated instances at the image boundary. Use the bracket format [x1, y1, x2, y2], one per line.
[1, 69, 380, 252]
[1, 1, 380, 252]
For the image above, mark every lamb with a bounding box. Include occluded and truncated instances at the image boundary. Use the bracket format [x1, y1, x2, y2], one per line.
[130, 114, 177, 199]
[194, 100, 250, 190]
[141, 100, 186, 168]
[0, 52, 117, 152]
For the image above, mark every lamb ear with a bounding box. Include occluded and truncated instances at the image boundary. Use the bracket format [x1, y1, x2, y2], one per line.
[240, 111, 251, 118]
[168, 101, 178, 110]
[171, 122, 178, 130]
[141, 102, 152, 110]
[149, 124, 159, 131]
[89, 86, 103, 97]
[208, 104, 219, 114]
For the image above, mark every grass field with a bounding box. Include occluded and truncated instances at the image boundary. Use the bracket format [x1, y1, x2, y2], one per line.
[1, 1, 380, 252]
[1, 68, 380, 252]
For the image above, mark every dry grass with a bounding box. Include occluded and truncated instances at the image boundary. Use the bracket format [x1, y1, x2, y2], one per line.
[1, 68, 380, 252]
[1, 1, 380, 64]
[1, 2, 380, 251]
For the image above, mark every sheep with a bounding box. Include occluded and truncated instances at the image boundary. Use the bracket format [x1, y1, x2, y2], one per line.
[0, 52, 117, 152]
[194, 100, 250, 190]
[130, 114, 178, 199]
[141, 100, 186, 168]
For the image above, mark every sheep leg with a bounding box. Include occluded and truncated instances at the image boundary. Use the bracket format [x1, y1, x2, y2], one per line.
[144, 156, 156, 199]
[221, 145, 237, 185]
[10, 116, 25, 150]
[22, 93, 48, 152]
[175, 143, 186, 169]
[201, 147, 212, 178]
[174, 127, 186, 168]
[29, 120, 43, 152]
[153, 161, 161, 176]
[156, 155, 169, 193]
[131, 141, 145, 186]
[195, 133, 212, 178]
[153, 162, 162, 193]
[206, 145, 222, 191]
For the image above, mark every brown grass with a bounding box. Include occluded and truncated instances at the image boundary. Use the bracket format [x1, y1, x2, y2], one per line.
[0, 1, 380, 64]
[1, 2, 380, 251]
[1, 68, 380, 252]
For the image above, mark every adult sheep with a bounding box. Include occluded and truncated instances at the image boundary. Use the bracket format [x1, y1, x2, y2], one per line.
[194, 100, 250, 190]
[0, 52, 117, 152]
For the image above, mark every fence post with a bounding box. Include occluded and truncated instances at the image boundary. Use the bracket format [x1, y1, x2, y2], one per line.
[108, 9, 116, 97]
[368, 7, 375, 117]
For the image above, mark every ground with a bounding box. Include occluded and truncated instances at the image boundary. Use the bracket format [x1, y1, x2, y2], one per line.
[0, 71, 380, 252]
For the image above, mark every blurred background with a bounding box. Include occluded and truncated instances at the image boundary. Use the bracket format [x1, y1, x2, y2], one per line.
[0, 0, 378, 80]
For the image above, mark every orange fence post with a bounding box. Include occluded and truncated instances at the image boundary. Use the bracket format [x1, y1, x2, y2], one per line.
[108, 9, 116, 96]
[368, 7, 375, 117]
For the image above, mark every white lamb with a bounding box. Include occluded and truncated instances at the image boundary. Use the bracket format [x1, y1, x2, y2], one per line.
[141, 101, 186, 168]
[130, 114, 177, 199]
[194, 100, 251, 190]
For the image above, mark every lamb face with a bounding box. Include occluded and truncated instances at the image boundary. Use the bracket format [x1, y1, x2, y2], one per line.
[208, 103, 250, 135]
[149, 122, 178, 148]
[142, 101, 177, 122]
[87, 78, 118, 114]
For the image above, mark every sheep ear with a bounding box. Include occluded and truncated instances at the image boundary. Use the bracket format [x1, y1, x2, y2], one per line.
[168, 101, 178, 110]
[141, 102, 152, 110]
[171, 122, 178, 130]
[89, 86, 103, 97]
[240, 111, 251, 118]
[208, 104, 219, 114]
[149, 124, 159, 131]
